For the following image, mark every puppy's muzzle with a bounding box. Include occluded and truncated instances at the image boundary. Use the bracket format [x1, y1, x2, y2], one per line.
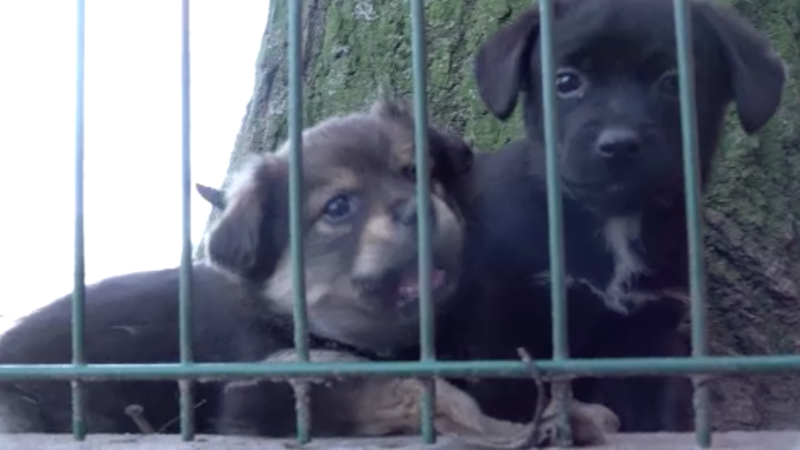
[351, 197, 448, 308]
[594, 127, 641, 165]
[351, 267, 448, 309]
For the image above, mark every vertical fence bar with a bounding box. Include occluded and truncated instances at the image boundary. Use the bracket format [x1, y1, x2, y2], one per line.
[71, 0, 87, 440]
[178, 0, 195, 441]
[409, 0, 436, 444]
[538, 0, 572, 446]
[287, 0, 311, 444]
[672, 0, 711, 447]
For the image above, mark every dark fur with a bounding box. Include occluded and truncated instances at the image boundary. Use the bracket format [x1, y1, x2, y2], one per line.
[439, 0, 785, 433]
[0, 99, 473, 436]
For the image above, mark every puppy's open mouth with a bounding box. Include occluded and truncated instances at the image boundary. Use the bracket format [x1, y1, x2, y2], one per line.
[397, 268, 447, 304]
[359, 266, 449, 309]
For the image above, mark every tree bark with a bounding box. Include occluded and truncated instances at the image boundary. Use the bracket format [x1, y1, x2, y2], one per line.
[199, 0, 800, 431]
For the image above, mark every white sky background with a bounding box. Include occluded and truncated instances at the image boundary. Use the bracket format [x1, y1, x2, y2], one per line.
[0, 1, 271, 323]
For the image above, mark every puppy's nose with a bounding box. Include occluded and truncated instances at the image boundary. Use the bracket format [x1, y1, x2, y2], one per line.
[595, 128, 641, 159]
[392, 198, 419, 226]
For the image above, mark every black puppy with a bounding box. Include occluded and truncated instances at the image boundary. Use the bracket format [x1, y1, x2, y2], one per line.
[0, 99, 473, 436]
[440, 0, 785, 433]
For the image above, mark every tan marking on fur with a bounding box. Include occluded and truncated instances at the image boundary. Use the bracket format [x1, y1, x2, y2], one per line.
[390, 141, 416, 171]
[363, 214, 394, 241]
[261, 251, 292, 310]
[261, 250, 331, 312]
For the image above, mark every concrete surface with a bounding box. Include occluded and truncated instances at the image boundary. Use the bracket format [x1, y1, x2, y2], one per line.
[1, 432, 799, 449]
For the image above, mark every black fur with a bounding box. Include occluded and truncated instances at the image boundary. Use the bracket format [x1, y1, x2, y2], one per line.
[440, 0, 785, 433]
[0, 265, 308, 434]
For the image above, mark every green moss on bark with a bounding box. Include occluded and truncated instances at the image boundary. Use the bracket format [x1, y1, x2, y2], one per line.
[699, 0, 800, 430]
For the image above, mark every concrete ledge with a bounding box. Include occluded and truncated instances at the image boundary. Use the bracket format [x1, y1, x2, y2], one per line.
[0, 432, 799, 449]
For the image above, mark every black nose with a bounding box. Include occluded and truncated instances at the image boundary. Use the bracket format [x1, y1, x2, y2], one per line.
[595, 128, 641, 159]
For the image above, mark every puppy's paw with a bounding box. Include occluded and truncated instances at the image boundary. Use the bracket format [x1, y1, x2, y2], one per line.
[351, 377, 531, 445]
[537, 398, 620, 447]
[351, 377, 512, 437]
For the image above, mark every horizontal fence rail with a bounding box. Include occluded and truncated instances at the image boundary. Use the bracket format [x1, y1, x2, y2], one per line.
[4, 355, 800, 380]
[0, 0, 790, 447]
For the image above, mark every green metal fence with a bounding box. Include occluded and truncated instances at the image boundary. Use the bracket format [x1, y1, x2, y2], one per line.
[0, 0, 797, 448]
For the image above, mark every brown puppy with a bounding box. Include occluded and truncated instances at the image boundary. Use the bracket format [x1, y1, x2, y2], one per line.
[0, 99, 470, 436]
[205, 98, 471, 356]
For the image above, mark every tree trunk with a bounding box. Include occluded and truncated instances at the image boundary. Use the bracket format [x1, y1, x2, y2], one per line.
[199, 0, 800, 432]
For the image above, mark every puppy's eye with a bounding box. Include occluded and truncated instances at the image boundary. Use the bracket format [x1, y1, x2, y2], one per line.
[657, 70, 679, 97]
[555, 68, 586, 98]
[401, 165, 417, 181]
[322, 194, 356, 224]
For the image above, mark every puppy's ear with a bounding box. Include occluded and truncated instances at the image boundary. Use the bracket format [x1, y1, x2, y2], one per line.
[370, 97, 414, 123]
[206, 159, 288, 281]
[195, 183, 226, 210]
[698, 1, 786, 134]
[429, 126, 474, 184]
[474, 8, 542, 121]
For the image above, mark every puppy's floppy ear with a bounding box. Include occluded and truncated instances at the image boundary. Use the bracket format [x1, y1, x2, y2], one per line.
[195, 183, 226, 210]
[697, 1, 786, 134]
[206, 158, 288, 281]
[474, 8, 542, 121]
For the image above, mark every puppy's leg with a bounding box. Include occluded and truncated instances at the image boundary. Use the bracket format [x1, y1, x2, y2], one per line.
[0, 385, 47, 433]
[584, 298, 693, 432]
[354, 376, 619, 448]
[219, 349, 619, 445]
[289, 350, 619, 447]
[246, 349, 516, 439]
[217, 349, 523, 439]
[215, 349, 364, 437]
[533, 397, 620, 447]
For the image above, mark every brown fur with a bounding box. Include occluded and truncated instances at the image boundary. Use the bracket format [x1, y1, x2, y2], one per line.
[206, 98, 482, 437]
[205, 98, 472, 356]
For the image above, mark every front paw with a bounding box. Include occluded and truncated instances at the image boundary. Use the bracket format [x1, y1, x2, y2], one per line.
[537, 398, 620, 447]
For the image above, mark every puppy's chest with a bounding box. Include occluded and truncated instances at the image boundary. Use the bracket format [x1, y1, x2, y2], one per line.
[564, 216, 659, 314]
